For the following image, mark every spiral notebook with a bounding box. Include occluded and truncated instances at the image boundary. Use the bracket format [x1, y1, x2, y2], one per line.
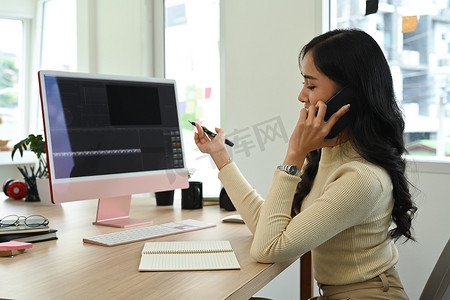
[139, 240, 240, 271]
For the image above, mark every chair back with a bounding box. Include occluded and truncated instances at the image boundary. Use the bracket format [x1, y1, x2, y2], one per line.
[419, 238, 450, 300]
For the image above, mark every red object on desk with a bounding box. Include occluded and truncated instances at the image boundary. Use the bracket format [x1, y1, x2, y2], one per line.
[4, 180, 27, 199]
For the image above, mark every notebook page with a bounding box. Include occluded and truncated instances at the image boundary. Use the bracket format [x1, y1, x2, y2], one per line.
[139, 241, 240, 271]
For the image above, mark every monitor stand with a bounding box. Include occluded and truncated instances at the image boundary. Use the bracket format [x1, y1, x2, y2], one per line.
[93, 195, 153, 228]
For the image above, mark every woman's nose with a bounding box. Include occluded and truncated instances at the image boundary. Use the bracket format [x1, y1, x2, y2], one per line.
[298, 89, 307, 103]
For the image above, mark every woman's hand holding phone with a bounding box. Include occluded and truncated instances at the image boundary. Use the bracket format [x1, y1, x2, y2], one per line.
[284, 101, 350, 168]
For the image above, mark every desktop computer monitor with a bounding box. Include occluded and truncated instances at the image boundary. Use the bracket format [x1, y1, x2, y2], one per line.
[38, 71, 189, 228]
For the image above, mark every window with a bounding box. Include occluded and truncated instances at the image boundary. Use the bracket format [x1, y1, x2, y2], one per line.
[0, 18, 24, 147]
[33, 0, 77, 133]
[165, 0, 221, 196]
[40, 0, 77, 71]
[330, 0, 450, 158]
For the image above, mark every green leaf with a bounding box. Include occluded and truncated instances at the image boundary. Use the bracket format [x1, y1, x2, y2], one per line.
[11, 134, 46, 160]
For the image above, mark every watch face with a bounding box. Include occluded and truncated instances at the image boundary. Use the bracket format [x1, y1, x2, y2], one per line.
[288, 165, 298, 175]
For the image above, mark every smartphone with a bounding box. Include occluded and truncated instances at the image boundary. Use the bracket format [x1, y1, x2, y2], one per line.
[322, 87, 356, 139]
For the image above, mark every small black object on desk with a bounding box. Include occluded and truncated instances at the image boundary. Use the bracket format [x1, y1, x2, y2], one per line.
[155, 190, 175, 206]
[219, 187, 236, 211]
[182, 181, 203, 209]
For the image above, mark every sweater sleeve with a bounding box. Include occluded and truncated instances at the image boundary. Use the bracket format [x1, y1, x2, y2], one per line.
[218, 162, 267, 234]
[250, 164, 385, 263]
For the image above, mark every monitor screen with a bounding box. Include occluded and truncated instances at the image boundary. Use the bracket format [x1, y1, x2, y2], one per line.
[38, 71, 189, 227]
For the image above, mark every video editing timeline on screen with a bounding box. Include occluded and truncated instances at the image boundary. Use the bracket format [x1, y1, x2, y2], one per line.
[46, 77, 184, 180]
[53, 149, 142, 157]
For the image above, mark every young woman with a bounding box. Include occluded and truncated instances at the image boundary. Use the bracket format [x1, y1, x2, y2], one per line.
[194, 28, 417, 299]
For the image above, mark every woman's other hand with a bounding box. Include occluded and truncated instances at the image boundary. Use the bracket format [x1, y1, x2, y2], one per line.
[194, 122, 232, 170]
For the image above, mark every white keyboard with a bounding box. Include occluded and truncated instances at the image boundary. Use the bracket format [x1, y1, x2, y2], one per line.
[83, 219, 215, 247]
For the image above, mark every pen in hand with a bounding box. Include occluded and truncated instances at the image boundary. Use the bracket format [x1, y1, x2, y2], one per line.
[189, 121, 234, 147]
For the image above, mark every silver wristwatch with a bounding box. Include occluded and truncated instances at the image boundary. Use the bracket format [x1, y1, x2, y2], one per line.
[277, 164, 301, 177]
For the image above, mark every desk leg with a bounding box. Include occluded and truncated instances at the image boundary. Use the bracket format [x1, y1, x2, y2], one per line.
[300, 251, 313, 300]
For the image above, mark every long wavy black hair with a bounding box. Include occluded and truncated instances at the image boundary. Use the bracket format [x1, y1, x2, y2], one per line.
[292, 28, 417, 242]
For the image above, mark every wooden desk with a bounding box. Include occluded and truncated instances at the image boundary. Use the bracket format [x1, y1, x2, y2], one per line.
[0, 197, 298, 300]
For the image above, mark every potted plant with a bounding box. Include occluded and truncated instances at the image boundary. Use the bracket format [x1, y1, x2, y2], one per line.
[11, 134, 48, 202]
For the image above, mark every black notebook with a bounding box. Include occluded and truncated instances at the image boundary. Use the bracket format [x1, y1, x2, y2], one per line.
[0, 229, 58, 243]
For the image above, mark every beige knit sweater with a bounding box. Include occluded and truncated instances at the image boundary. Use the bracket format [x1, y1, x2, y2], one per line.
[218, 141, 398, 285]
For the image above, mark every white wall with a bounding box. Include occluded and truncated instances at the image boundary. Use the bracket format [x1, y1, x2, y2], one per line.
[220, 0, 323, 198]
[76, 0, 162, 77]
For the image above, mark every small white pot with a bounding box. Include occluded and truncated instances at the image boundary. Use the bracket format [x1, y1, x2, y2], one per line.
[36, 177, 55, 205]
